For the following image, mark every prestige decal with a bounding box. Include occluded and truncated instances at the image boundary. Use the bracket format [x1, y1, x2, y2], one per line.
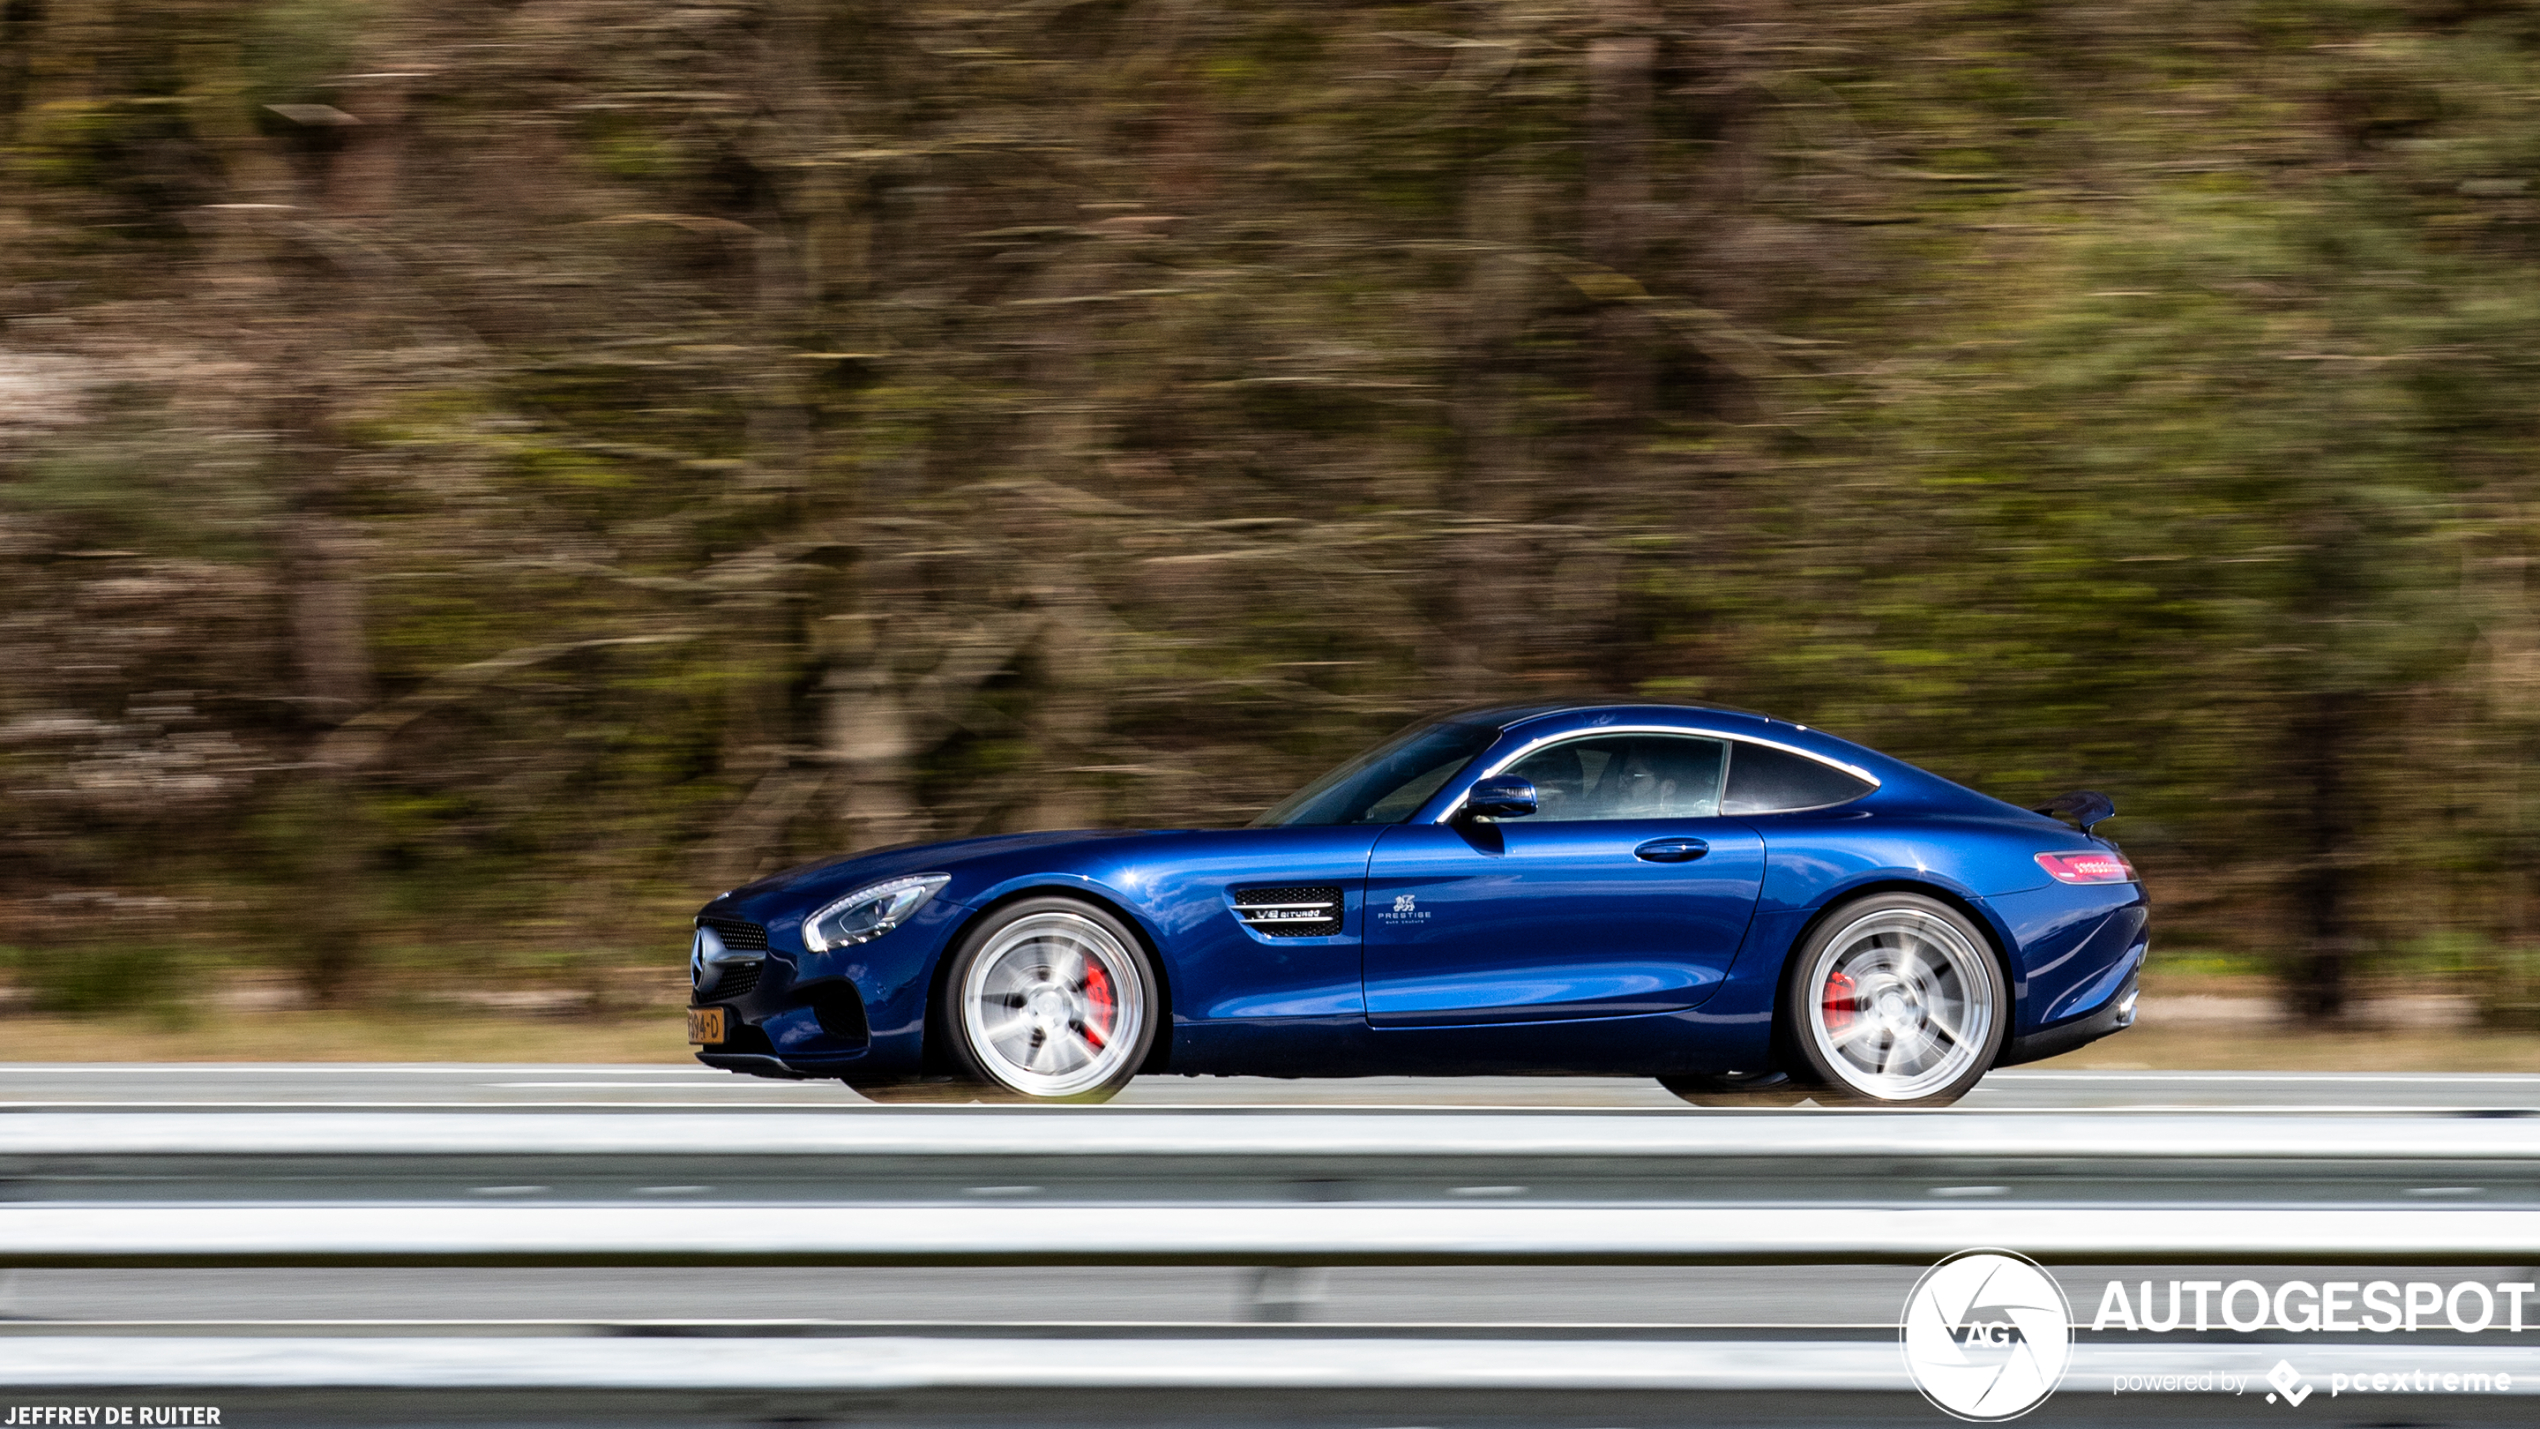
[1376, 893, 1429, 923]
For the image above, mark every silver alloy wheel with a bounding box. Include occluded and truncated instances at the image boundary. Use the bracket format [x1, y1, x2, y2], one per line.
[1801, 907, 1996, 1102]
[957, 910, 1148, 1099]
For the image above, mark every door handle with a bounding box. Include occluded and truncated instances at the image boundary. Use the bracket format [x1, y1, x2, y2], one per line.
[1634, 837, 1708, 863]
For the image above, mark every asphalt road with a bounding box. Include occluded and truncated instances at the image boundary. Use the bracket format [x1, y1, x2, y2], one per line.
[0, 1064, 2533, 1110]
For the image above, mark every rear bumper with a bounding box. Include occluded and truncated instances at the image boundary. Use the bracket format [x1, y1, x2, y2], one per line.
[1998, 966, 2140, 1067]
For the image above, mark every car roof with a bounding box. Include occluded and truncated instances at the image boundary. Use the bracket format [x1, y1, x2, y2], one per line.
[1425, 699, 2035, 823]
[1431, 697, 1784, 730]
[1433, 698, 2094, 832]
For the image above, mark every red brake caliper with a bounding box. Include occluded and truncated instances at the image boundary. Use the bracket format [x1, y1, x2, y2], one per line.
[1079, 961, 1115, 1049]
[1822, 969, 1858, 1033]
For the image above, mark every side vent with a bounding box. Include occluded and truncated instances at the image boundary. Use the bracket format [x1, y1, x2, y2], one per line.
[806, 981, 870, 1045]
[1231, 885, 1343, 938]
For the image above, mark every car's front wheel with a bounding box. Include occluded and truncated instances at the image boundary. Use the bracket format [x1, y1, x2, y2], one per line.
[942, 896, 1157, 1104]
[1785, 892, 2005, 1108]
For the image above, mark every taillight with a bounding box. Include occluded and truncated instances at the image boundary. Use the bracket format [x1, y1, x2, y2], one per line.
[2035, 850, 2137, 885]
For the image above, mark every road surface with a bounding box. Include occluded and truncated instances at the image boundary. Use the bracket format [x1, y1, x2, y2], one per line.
[0, 1064, 2532, 1111]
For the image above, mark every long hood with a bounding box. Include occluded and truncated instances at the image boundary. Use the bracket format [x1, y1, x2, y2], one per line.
[705, 828, 1182, 921]
[699, 824, 1396, 935]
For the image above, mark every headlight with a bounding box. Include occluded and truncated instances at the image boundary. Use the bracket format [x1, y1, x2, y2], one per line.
[804, 874, 950, 951]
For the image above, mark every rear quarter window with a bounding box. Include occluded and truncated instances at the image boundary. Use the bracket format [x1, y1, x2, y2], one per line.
[1721, 744, 1875, 815]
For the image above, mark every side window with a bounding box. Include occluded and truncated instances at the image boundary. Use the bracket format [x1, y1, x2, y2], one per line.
[1503, 735, 1727, 821]
[1357, 752, 1473, 824]
[1721, 743, 1875, 814]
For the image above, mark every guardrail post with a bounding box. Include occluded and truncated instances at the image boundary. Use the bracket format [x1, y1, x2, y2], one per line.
[1243, 1266, 1327, 1322]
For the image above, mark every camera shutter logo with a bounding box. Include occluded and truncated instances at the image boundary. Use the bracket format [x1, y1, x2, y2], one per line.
[1901, 1250, 2074, 1421]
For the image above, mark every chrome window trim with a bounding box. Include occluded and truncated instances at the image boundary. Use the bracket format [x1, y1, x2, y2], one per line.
[1429, 724, 1882, 824]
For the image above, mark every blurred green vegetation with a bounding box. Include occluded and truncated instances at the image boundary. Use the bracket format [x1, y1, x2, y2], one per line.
[6, 1, 2540, 1023]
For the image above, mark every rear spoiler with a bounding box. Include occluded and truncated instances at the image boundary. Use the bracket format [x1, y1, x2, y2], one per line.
[2032, 789, 2115, 834]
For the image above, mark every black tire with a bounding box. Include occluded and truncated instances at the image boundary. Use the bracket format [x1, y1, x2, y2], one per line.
[939, 896, 1158, 1104]
[1782, 891, 2007, 1108]
[1658, 1071, 1812, 1107]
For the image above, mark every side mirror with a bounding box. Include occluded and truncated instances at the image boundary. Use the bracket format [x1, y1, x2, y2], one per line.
[1462, 775, 1538, 820]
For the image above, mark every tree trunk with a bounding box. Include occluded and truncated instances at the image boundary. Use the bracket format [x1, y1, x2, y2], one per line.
[1020, 579, 1108, 833]
[0, 0, 39, 148]
[329, 71, 412, 220]
[1584, 3, 1658, 453]
[824, 658, 924, 852]
[2286, 692, 2361, 1019]
[1445, 165, 1537, 693]
[259, 24, 421, 1004]
[280, 394, 374, 1005]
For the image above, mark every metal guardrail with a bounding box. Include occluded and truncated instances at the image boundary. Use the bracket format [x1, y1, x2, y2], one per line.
[2, 1108, 2537, 1416]
[0, 1110, 2532, 1266]
[0, 1336, 2532, 1393]
[2, 1201, 2538, 1267]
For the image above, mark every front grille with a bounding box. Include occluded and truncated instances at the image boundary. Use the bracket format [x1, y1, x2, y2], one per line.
[704, 960, 762, 1001]
[1232, 884, 1343, 938]
[698, 916, 768, 951]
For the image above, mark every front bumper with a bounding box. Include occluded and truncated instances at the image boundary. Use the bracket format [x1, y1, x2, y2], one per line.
[689, 951, 876, 1076]
[683, 892, 971, 1080]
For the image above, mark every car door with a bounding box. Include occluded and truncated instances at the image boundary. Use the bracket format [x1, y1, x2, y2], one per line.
[1361, 731, 1767, 1027]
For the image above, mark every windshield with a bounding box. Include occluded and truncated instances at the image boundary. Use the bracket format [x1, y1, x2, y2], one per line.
[1251, 721, 1501, 827]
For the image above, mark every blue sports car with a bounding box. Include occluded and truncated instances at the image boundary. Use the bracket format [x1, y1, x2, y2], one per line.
[686, 700, 2146, 1106]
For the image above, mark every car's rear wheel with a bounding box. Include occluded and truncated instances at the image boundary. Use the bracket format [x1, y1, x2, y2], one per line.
[1658, 1071, 1811, 1107]
[943, 897, 1156, 1104]
[1785, 892, 2005, 1108]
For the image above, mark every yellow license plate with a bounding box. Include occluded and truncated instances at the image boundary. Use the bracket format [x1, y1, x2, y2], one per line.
[687, 1007, 725, 1045]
